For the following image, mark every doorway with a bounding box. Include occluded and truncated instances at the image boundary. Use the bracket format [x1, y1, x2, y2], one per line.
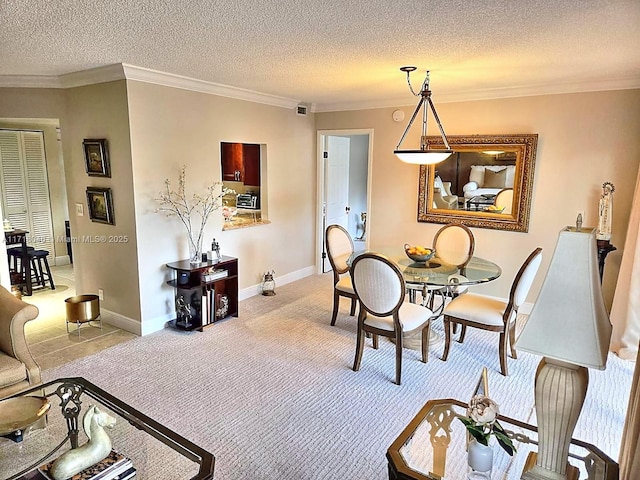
[317, 129, 373, 274]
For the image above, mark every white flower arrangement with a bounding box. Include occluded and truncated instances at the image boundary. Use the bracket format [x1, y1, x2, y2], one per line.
[459, 394, 516, 456]
[156, 166, 234, 262]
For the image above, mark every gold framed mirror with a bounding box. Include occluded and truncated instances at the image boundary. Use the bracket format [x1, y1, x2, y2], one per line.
[418, 134, 538, 232]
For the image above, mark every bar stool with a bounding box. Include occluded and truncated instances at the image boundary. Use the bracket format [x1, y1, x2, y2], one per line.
[7, 246, 34, 272]
[28, 250, 55, 290]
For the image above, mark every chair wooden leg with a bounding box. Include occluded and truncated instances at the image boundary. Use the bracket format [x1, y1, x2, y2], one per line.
[330, 292, 340, 326]
[372, 333, 379, 349]
[442, 318, 452, 361]
[353, 325, 365, 372]
[421, 323, 430, 363]
[457, 325, 467, 343]
[508, 323, 518, 359]
[349, 297, 356, 316]
[394, 331, 403, 385]
[499, 331, 509, 376]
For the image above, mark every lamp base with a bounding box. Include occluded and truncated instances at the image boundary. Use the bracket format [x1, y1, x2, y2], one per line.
[522, 452, 579, 480]
[520, 358, 588, 480]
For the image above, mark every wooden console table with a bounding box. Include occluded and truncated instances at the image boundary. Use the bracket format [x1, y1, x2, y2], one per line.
[597, 239, 616, 283]
[166, 256, 238, 331]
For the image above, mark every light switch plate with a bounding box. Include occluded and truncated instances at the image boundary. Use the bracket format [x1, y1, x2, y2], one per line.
[76, 203, 84, 216]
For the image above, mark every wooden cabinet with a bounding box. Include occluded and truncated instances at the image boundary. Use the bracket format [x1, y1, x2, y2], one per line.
[221, 143, 243, 182]
[242, 144, 260, 186]
[221, 142, 260, 185]
[166, 256, 238, 331]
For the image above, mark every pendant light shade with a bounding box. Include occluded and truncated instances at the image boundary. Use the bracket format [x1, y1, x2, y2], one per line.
[393, 150, 454, 165]
[394, 67, 453, 165]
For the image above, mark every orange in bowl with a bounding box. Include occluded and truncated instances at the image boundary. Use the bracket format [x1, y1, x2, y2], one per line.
[404, 244, 436, 262]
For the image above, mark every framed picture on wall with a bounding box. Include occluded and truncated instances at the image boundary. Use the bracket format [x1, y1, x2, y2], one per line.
[86, 187, 115, 225]
[83, 139, 110, 177]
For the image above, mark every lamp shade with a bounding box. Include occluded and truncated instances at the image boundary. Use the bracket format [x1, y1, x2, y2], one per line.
[393, 150, 453, 164]
[515, 227, 612, 370]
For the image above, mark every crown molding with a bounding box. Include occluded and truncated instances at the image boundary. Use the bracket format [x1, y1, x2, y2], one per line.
[121, 64, 300, 109]
[59, 64, 126, 88]
[313, 76, 640, 112]
[0, 75, 63, 88]
[0, 63, 302, 110]
[3, 63, 638, 112]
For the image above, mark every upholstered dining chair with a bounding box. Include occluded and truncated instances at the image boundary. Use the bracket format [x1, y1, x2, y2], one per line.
[350, 252, 434, 385]
[494, 188, 514, 215]
[409, 223, 475, 308]
[325, 224, 357, 326]
[442, 247, 543, 376]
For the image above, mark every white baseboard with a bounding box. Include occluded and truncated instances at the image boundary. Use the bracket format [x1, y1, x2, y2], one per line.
[239, 265, 315, 300]
[135, 265, 316, 335]
[101, 308, 142, 336]
[54, 255, 70, 266]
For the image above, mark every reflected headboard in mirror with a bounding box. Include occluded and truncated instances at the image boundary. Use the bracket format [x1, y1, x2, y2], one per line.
[418, 134, 538, 232]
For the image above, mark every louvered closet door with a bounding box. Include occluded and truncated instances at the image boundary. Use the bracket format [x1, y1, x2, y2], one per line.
[0, 130, 55, 263]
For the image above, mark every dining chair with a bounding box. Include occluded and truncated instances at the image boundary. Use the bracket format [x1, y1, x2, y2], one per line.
[441, 247, 543, 376]
[350, 252, 434, 385]
[494, 188, 514, 214]
[325, 224, 357, 326]
[410, 223, 475, 309]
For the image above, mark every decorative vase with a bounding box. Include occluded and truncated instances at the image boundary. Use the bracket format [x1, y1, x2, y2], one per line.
[468, 438, 493, 474]
[188, 235, 204, 265]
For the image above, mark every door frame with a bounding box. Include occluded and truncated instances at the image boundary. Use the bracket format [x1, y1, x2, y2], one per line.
[316, 129, 373, 274]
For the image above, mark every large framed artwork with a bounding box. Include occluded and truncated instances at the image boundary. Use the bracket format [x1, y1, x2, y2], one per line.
[86, 187, 115, 225]
[83, 139, 111, 177]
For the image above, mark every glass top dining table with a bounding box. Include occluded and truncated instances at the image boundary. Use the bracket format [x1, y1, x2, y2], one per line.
[346, 248, 502, 351]
[347, 248, 502, 289]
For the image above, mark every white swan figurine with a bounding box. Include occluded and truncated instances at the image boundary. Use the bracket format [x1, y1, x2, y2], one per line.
[49, 405, 116, 480]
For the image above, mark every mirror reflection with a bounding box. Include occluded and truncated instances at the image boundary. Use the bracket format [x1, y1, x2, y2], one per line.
[418, 134, 538, 232]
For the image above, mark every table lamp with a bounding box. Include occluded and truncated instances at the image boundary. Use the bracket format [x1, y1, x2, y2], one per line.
[515, 226, 612, 480]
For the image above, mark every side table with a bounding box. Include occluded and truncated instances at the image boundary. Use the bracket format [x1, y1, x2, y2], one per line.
[387, 398, 618, 480]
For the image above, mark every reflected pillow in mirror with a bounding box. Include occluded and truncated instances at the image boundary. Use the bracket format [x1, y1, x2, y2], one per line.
[483, 168, 507, 188]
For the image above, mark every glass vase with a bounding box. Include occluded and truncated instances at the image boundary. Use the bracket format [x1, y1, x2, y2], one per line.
[468, 438, 493, 477]
[188, 235, 204, 265]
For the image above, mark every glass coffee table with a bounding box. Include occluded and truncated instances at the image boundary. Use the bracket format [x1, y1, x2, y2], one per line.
[387, 398, 618, 480]
[0, 377, 215, 480]
[466, 194, 496, 211]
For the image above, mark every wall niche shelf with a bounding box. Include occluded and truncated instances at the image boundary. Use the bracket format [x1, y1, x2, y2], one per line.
[166, 256, 238, 332]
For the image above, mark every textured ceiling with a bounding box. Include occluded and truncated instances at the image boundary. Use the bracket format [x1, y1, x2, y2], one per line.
[1, 0, 639, 111]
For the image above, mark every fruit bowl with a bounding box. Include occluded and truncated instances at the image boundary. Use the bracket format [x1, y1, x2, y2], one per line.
[404, 244, 436, 263]
[484, 205, 505, 214]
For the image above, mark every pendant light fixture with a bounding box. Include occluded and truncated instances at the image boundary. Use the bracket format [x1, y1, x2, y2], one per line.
[393, 67, 453, 165]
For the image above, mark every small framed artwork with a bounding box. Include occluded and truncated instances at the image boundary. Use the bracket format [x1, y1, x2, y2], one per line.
[83, 139, 110, 177]
[86, 187, 115, 225]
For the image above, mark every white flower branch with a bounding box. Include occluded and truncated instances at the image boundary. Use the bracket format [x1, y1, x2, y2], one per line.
[156, 166, 235, 257]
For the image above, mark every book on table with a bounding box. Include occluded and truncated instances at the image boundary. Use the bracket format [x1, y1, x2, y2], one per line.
[33, 449, 134, 480]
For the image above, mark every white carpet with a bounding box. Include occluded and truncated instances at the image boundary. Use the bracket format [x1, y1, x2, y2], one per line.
[38, 274, 633, 479]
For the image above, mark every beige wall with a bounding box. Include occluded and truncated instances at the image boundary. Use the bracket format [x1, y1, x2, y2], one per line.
[0, 89, 71, 267]
[63, 81, 140, 323]
[125, 81, 316, 330]
[0, 84, 141, 324]
[316, 89, 640, 307]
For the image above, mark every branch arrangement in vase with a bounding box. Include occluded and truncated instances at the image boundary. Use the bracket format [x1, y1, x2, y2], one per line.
[156, 165, 234, 263]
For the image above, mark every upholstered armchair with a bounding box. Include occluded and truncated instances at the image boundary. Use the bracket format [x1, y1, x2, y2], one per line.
[433, 181, 458, 209]
[0, 285, 41, 399]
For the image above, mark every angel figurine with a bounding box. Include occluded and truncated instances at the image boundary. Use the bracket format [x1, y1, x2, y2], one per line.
[597, 182, 615, 241]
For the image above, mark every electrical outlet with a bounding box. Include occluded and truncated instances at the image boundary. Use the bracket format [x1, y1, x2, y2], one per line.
[76, 203, 84, 216]
[98, 289, 104, 301]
